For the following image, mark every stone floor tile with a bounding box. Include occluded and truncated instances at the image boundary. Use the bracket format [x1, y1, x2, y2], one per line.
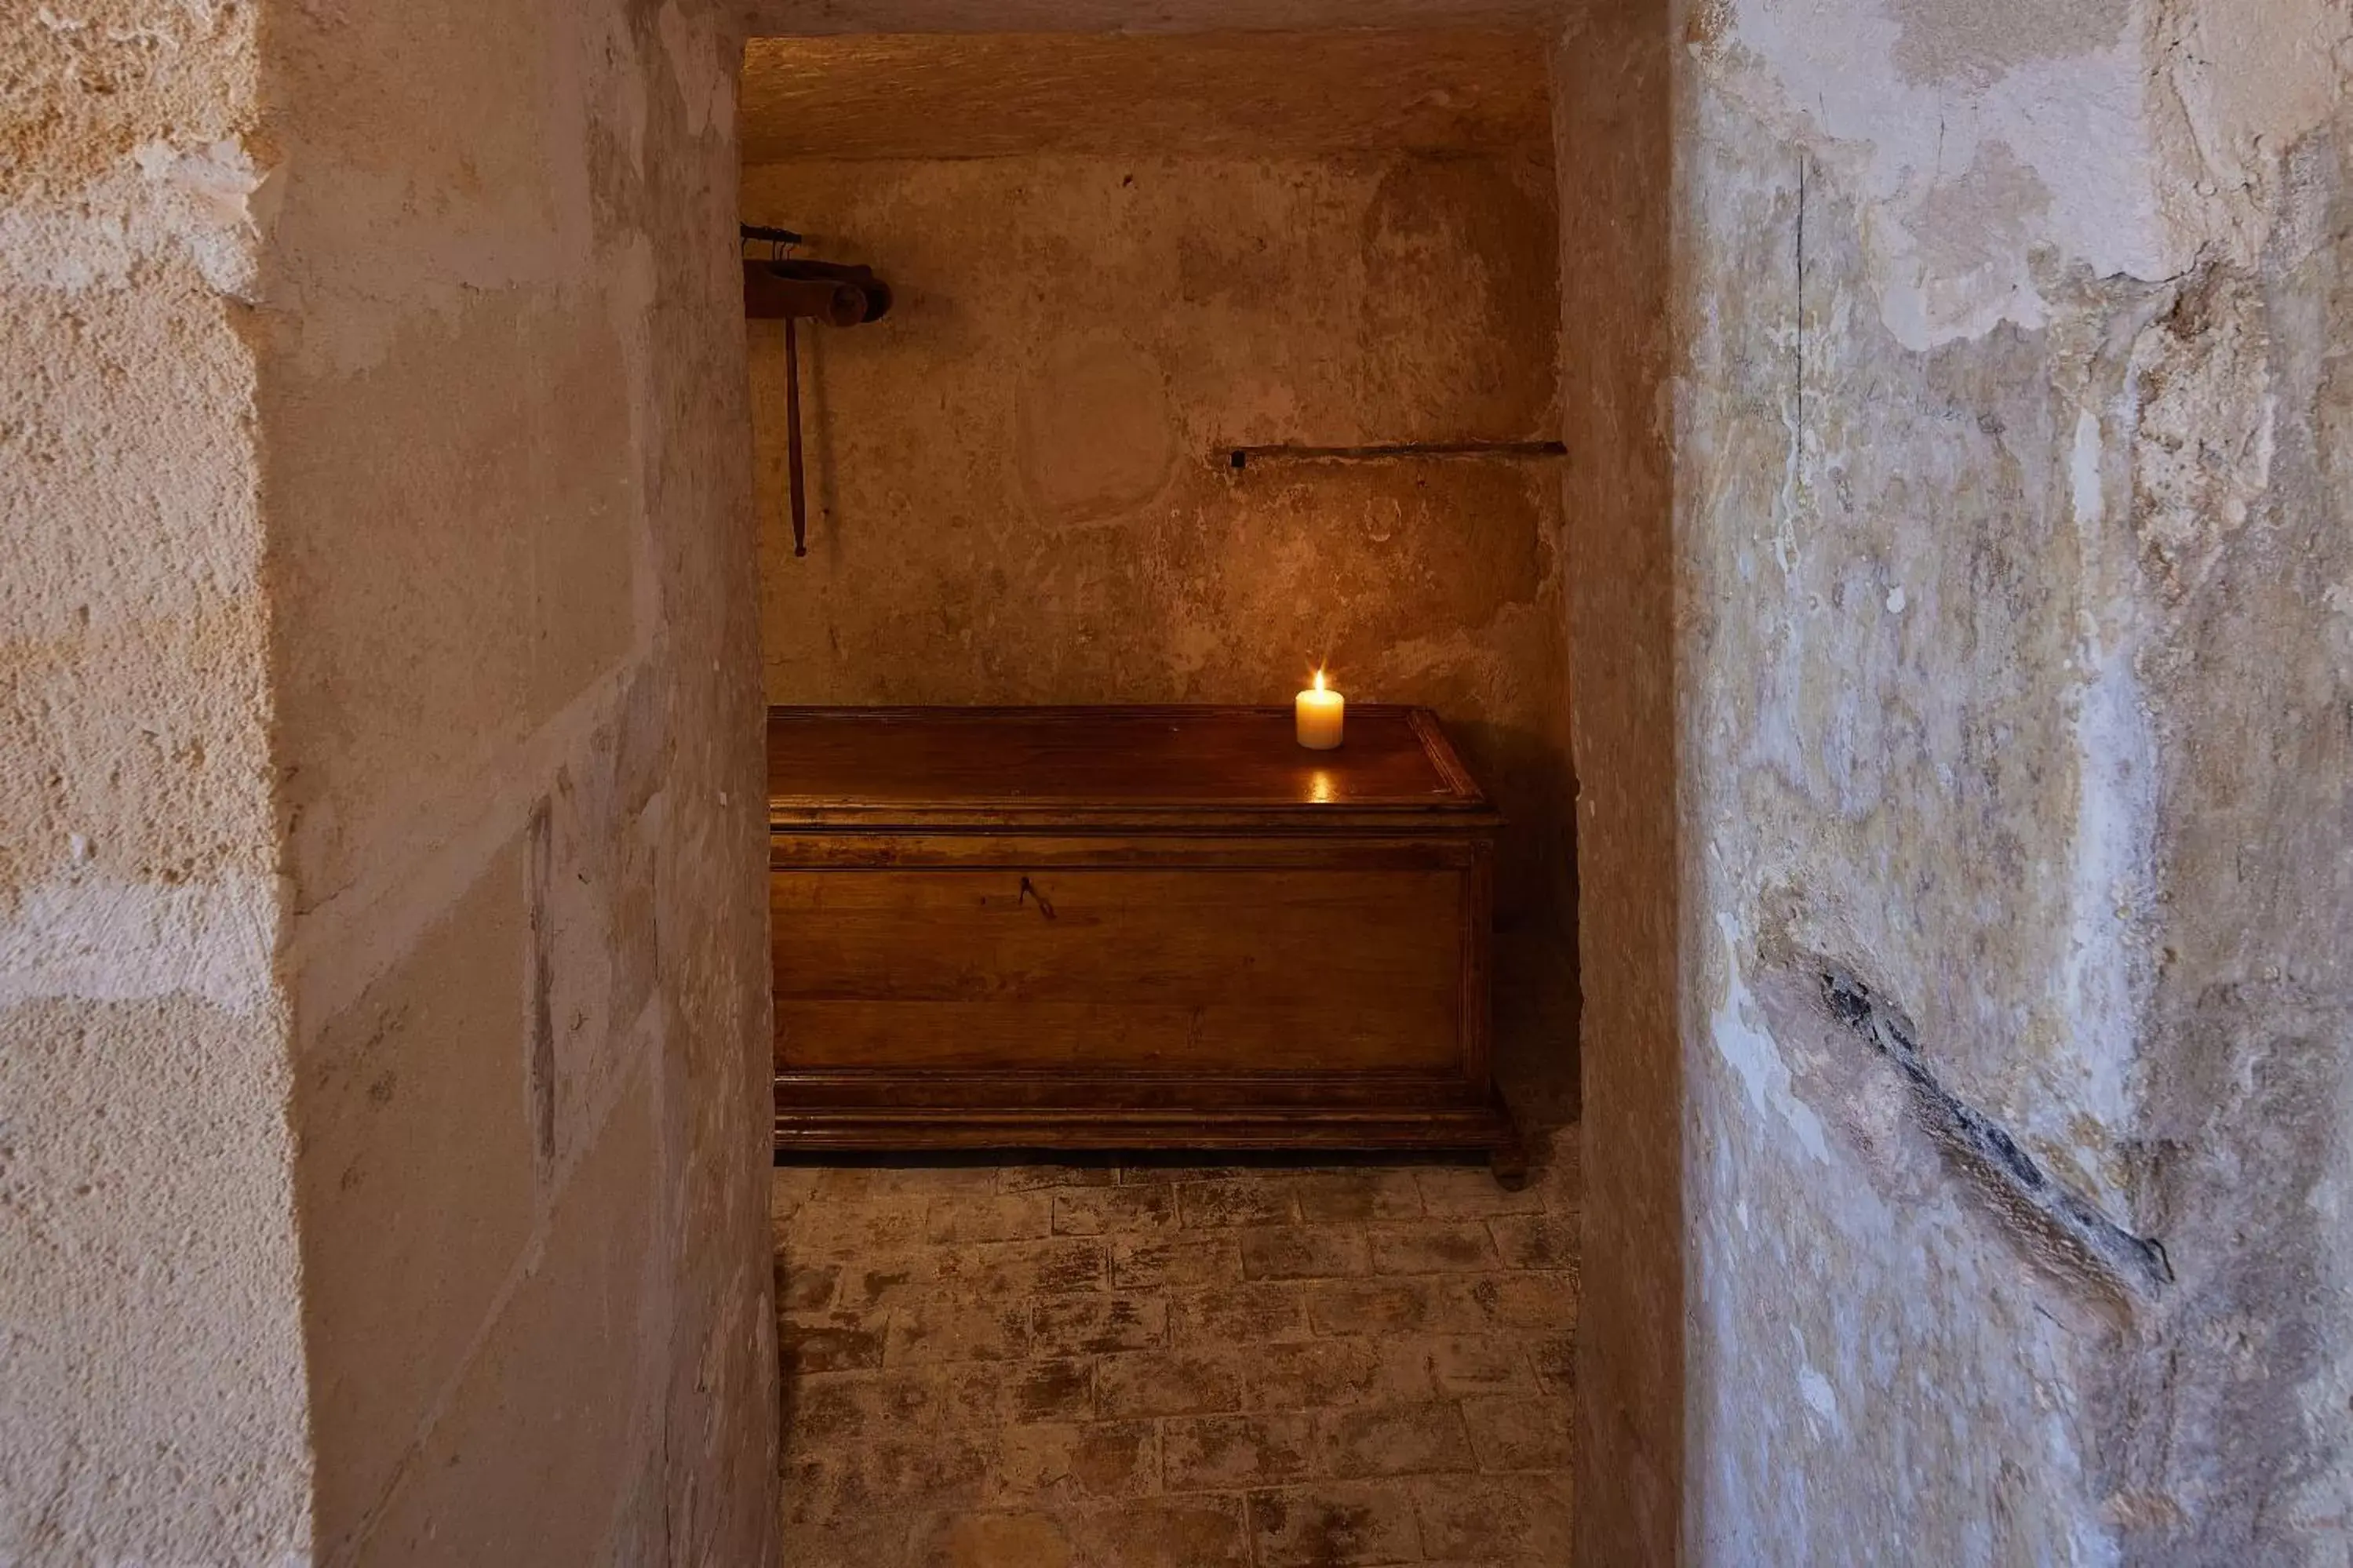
[810, 1165, 949, 1202]
[997, 1162, 1119, 1192]
[1461, 1393, 1574, 1472]
[1064, 1495, 1253, 1568]
[1178, 1177, 1302, 1228]
[1051, 1184, 1177, 1235]
[1293, 1169, 1426, 1223]
[1488, 1212, 1579, 1271]
[1029, 1293, 1168, 1355]
[1240, 1340, 1389, 1412]
[787, 1367, 938, 1453]
[782, 1309, 889, 1376]
[914, 1509, 1076, 1568]
[1316, 1401, 1475, 1479]
[1381, 1335, 1537, 1399]
[1366, 1220, 1499, 1275]
[988, 1421, 1160, 1504]
[1410, 1471, 1573, 1560]
[1171, 1282, 1315, 1346]
[887, 1298, 1033, 1365]
[1415, 1163, 1548, 1218]
[1302, 1276, 1470, 1337]
[926, 1188, 1054, 1245]
[778, 1254, 841, 1312]
[774, 1145, 1578, 1565]
[785, 1428, 991, 1526]
[1109, 1235, 1241, 1291]
[1248, 1482, 1424, 1566]
[789, 1193, 931, 1260]
[1530, 1329, 1576, 1395]
[1240, 1224, 1371, 1280]
[1124, 1163, 1255, 1184]
[771, 1166, 823, 1228]
[1162, 1412, 1316, 1492]
[1093, 1349, 1245, 1418]
[936, 1357, 1095, 1427]
[937, 1237, 1108, 1299]
[778, 1513, 921, 1568]
[835, 1250, 945, 1313]
[1443, 1271, 1579, 1333]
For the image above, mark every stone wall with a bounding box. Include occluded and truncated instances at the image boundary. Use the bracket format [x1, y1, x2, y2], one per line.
[1550, 4, 1681, 1563]
[0, 5, 312, 1560]
[743, 150, 1575, 919]
[261, 0, 776, 1560]
[2, 0, 778, 1559]
[1674, 0, 2352, 1560]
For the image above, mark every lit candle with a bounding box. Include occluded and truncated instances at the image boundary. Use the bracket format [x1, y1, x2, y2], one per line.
[1295, 668, 1345, 750]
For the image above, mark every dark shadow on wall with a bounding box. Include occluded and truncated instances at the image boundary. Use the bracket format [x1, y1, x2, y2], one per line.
[1553, 2, 1681, 1563]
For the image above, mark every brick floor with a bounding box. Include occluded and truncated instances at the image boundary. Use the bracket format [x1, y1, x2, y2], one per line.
[771, 1130, 1579, 1567]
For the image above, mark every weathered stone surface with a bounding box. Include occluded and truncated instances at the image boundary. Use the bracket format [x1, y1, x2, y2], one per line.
[0, 4, 313, 1558]
[1030, 1294, 1170, 1356]
[738, 30, 1551, 162]
[297, 840, 538, 1542]
[1063, 1496, 1254, 1568]
[1317, 1402, 1477, 1479]
[1171, 1282, 1317, 1346]
[773, 1146, 1579, 1559]
[927, 1191, 1055, 1246]
[1052, 1184, 1178, 1236]
[1303, 1278, 1462, 1338]
[1550, 5, 1681, 1561]
[1, 0, 781, 1519]
[989, 1420, 1159, 1504]
[1384, 1336, 1538, 1401]
[1292, 1170, 1429, 1224]
[1178, 1179, 1306, 1231]
[1413, 1471, 1575, 1561]
[353, 1082, 662, 1566]
[1248, 1481, 1422, 1566]
[262, 0, 777, 1557]
[1648, 0, 2353, 1561]
[1367, 1221, 1501, 1275]
[1109, 1235, 1244, 1291]
[1462, 1394, 1575, 1473]
[1163, 1414, 1317, 1492]
[1239, 1226, 1372, 1281]
[1095, 1352, 1249, 1421]
[744, 130, 1577, 927]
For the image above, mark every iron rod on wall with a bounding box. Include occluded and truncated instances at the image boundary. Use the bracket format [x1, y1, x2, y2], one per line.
[1225, 440, 1568, 471]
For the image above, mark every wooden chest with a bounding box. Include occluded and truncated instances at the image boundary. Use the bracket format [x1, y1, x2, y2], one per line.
[768, 705, 1514, 1160]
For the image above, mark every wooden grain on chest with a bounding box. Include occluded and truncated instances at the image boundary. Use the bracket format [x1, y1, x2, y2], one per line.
[768, 706, 1514, 1161]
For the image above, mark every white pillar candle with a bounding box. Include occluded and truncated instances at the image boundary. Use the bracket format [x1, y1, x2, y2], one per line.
[1295, 669, 1346, 750]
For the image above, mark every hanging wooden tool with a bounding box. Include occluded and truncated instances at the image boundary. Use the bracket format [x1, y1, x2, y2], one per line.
[741, 224, 891, 558]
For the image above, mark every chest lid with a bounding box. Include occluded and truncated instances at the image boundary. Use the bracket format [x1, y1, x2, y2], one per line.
[767, 705, 1496, 831]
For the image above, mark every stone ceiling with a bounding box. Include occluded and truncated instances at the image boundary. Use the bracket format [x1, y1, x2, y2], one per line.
[738, 30, 1555, 162]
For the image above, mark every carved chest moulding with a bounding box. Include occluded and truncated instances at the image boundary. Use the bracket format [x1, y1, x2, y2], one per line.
[768, 705, 1517, 1163]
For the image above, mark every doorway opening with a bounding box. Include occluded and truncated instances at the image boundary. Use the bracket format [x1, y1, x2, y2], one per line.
[744, 25, 1583, 1561]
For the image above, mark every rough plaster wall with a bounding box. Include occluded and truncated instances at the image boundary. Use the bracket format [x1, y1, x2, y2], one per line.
[738, 31, 1552, 161]
[1677, 0, 2352, 1559]
[737, 1, 1557, 38]
[0, 5, 314, 1561]
[745, 152, 1576, 917]
[258, 0, 775, 1561]
[1550, 5, 1681, 1564]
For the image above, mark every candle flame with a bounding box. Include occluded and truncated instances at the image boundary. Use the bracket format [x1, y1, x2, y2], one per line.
[1312, 668, 1327, 693]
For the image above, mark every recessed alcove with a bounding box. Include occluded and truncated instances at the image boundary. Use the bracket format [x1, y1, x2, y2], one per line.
[745, 24, 1583, 1559]
[745, 24, 1578, 1081]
